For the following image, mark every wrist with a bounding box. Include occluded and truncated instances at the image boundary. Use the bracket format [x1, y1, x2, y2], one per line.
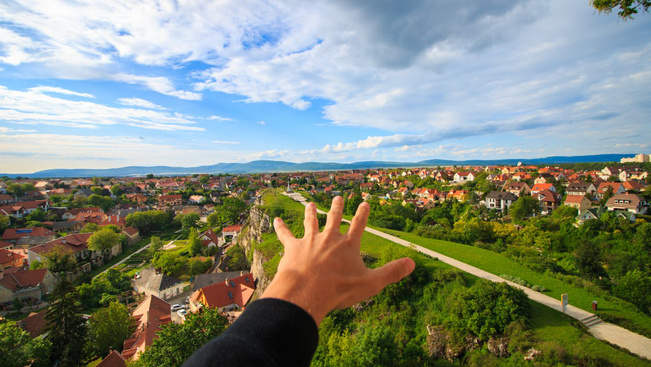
[261, 269, 329, 325]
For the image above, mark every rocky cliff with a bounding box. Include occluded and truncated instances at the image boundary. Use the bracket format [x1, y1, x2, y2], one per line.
[238, 196, 274, 298]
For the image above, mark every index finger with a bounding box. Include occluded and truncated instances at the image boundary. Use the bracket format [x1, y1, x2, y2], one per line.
[324, 196, 344, 233]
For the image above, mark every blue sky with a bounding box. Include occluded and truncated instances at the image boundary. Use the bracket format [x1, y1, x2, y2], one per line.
[0, 0, 650, 174]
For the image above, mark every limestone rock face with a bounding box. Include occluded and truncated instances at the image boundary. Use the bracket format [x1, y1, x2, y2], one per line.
[237, 196, 273, 299]
[487, 336, 510, 357]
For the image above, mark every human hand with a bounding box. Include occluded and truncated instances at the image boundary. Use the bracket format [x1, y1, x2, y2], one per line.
[261, 196, 415, 325]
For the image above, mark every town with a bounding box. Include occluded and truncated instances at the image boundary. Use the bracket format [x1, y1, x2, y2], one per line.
[1, 154, 650, 366]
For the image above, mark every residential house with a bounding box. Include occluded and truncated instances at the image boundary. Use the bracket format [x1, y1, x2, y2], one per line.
[605, 193, 647, 214]
[0, 205, 27, 218]
[0, 182, 6, 194]
[576, 207, 605, 225]
[453, 172, 475, 183]
[565, 182, 597, 197]
[133, 267, 185, 300]
[2, 227, 56, 247]
[563, 195, 592, 212]
[200, 229, 221, 248]
[0, 268, 57, 309]
[62, 207, 103, 220]
[188, 195, 206, 204]
[596, 182, 626, 199]
[121, 227, 141, 245]
[97, 350, 127, 367]
[188, 272, 255, 313]
[505, 182, 531, 197]
[120, 294, 172, 361]
[191, 271, 248, 291]
[448, 189, 468, 202]
[535, 189, 562, 213]
[531, 183, 556, 195]
[0, 247, 27, 269]
[16, 310, 46, 338]
[158, 194, 182, 207]
[28, 232, 120, 273]
[100, 215, 126, 229]
[483, 191, 518, 211]
[222, 225, 242, 242]
[622, 180, 646, 193]
[0, 194, 14, 205]
[619, 168, 648, 182]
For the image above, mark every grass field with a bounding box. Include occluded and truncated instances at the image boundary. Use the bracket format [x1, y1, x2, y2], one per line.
[377, 228, 651, 335]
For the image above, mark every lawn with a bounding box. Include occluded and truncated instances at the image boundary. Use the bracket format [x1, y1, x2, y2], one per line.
[377, 229, 651, 336]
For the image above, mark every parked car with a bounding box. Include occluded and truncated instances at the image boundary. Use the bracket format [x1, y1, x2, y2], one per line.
[171, 304, 185, 312]
[177, 309, 188, 318]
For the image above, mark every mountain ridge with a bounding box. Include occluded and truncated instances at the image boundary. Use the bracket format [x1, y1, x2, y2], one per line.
[0, 154, 634, 178]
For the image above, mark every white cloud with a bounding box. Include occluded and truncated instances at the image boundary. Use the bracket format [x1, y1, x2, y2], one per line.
[208, 115, 235, 122]
[114, 74, 201, 100]
[118, 98, 165, 109]
[0, 85, 204, 131]
[29, 86, 95, 98]
[256, 120, 266, 125]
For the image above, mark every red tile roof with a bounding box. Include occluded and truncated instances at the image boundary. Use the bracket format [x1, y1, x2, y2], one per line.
[2, 227, 54, 241]
[122, 295, 172, 360]
[0, 268, 48, 291]
[16, 310, 46, 338]
[29, 233, 92, 255]
[97, 350, 127, 367]
[190, 273, 255, 310]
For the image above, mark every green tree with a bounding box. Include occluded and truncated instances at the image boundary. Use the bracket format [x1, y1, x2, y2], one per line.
[126, 210, 171, 235]
[592, 0, 650, 19]
[136, 308, 228, 367]
[613, 270, 651, 314]
[226, 245, 248, 271]
[0, 323, 51, 367]
[7, 183, 25, 197]
[182, 213, 200, 232]
[26, 208, 47, 222]
[510, 195, 539, 222]
[45, 279, 88, 366]
[44, 245, 77, 274]
[87, 228, 120, 251]
[0, 215, 11, 232]
[449, 280, 530, 341]
[80, 223, 100, 233]
[88, 301, 135, 357]
[110, 185, 122, 196]
[574, 240, 607, 280]
[152, 252, 186, 276]
[188, 257, 212, 276]
[188, 228, 203, 256]
[88, 194, 115, 212]
[149, 236, 163, 257]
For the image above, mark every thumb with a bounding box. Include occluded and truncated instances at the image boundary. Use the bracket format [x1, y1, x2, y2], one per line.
[371, 257, 416, 291]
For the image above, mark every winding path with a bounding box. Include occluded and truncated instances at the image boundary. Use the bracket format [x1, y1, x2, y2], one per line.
[283, 192, 651, 361]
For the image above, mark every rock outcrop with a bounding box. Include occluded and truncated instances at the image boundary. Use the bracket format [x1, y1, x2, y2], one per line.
[237, 196, 274, 298]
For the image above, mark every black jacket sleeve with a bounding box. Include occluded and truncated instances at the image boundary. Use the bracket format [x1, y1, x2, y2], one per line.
[183, 298, 319, 367]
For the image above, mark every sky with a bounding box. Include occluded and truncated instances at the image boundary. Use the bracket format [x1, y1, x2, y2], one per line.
[0, 0, 650, 174]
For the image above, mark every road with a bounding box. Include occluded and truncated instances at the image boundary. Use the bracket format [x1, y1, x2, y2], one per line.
[283, 192, 651, 361]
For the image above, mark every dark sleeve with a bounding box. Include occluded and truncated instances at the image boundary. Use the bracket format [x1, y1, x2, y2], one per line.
[183, 298, 319, 367]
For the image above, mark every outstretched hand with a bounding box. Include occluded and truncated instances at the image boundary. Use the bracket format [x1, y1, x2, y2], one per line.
[261, 196, 415, 325]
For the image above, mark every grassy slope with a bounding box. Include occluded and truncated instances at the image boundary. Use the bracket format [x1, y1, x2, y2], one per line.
[379, 229, 651, 334]
[268, 192, 649, 365]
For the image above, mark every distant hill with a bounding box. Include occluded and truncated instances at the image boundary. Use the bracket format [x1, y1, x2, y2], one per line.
[0, 154, 632, 178]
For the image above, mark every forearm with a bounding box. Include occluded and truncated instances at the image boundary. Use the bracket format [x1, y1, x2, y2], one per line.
[183, 298, 319, 367]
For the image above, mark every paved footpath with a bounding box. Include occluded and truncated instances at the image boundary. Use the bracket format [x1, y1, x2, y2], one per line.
[283, 192, 651, 360]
